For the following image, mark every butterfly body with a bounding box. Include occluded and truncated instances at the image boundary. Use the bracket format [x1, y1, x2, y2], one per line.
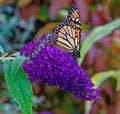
[53, 6, 81, 58]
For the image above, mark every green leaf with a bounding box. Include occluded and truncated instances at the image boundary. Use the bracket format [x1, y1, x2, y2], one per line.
[11, 56, 26, 82]
[39, 5, 48, 21]
[78, 19, 120, 65]
[91, 70, 120, 90]
[0, 45, 4, 55]
[4, 60, 12, 87]
[4, 60, 33, 114]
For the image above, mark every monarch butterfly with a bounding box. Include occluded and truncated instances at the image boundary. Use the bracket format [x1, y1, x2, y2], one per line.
[53, 6, 81, 58]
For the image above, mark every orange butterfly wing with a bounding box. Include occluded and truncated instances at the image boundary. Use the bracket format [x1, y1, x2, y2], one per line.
[54, 6, 81, 58]
[67, 6, 81, 44]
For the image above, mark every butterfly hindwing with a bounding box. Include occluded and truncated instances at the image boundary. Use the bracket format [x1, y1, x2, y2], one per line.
[53, 6, 81, 58]
[54, 20, 77, 51]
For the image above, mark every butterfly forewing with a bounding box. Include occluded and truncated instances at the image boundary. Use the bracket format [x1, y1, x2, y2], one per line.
[67, 6, 80, 20]
[53, 6, 81, 58]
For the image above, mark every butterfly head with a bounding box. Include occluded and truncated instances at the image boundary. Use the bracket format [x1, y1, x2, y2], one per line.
[70, 49, 80, 58]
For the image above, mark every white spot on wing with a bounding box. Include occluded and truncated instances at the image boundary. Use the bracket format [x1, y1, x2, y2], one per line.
[76, 18, 79, 22]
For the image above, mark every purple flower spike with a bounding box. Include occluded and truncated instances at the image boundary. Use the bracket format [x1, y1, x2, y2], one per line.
[20, 34, 100, 102]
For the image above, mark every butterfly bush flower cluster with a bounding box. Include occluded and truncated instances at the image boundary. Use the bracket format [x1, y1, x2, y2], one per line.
[20, 34, 100, 102]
